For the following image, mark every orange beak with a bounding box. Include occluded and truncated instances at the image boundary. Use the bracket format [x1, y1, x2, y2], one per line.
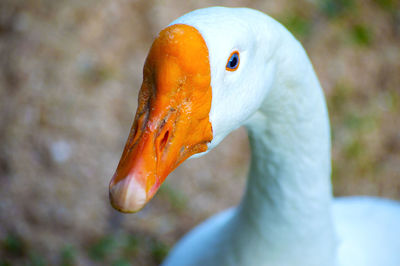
[109, 24, 213, 213]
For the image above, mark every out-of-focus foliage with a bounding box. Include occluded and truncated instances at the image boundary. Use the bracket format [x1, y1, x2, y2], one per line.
[0, 0, 399, 265]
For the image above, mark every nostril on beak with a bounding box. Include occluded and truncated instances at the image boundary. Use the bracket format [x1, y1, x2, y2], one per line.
[160, 130, 169, 152]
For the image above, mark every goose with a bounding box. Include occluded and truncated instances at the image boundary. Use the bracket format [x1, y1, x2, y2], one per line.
[108, 7, 400, 266]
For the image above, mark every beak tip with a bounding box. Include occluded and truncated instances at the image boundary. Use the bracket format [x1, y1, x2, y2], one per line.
[109, 174, 147, 213]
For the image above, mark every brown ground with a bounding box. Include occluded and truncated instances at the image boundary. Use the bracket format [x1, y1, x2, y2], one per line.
[0, 0, 399, 265]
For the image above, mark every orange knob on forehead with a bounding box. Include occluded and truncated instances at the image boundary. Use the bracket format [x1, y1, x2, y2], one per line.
[109, 24, 213, 213]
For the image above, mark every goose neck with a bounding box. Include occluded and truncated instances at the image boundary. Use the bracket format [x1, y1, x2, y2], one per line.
[235, 35, 338, 265]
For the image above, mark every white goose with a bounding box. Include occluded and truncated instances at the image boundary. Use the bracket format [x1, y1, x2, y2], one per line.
[108, 7, 400, 266]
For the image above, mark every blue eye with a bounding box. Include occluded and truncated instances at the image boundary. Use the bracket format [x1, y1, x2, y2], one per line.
[226, 51, 240, 71]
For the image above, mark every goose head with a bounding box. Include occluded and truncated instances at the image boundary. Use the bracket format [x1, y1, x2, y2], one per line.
[109, 7, 276, 213]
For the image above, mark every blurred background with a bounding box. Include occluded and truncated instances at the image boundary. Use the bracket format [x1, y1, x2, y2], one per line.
[0, 0, 399, 265]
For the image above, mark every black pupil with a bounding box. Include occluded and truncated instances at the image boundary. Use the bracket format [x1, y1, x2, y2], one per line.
[228, 54, 238, 69]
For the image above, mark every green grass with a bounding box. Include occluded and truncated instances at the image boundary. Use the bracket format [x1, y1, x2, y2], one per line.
[1, 233, 48, 265]
[373, 0, 397, 10]
[0, 260, 12, 266]
[319, 0, 355, 18]
[1, 230, 171, 265]
[28, 253, 46, 266]
[328, 82, 354, 113]
[89, 235, 117, 261]
[283, 14, 312, 39]
[328, 78, 383, 194]
[159, 183, 188, 212]
[60, 245, 76, 266]
[388, 90, 400, 112]
[111, 258, 132, 266]
[150, 240, 169, 265]
[2, 233, 26, 257]
[351, 24, 373, 46]
[344, 138, 363, 159]
[87, 233, 170, 265]
[121, 235, 139, 258]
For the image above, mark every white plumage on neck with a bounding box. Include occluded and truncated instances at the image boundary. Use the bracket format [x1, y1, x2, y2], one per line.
[240, 36, 337, 265]
[162, 7, 400, 266]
